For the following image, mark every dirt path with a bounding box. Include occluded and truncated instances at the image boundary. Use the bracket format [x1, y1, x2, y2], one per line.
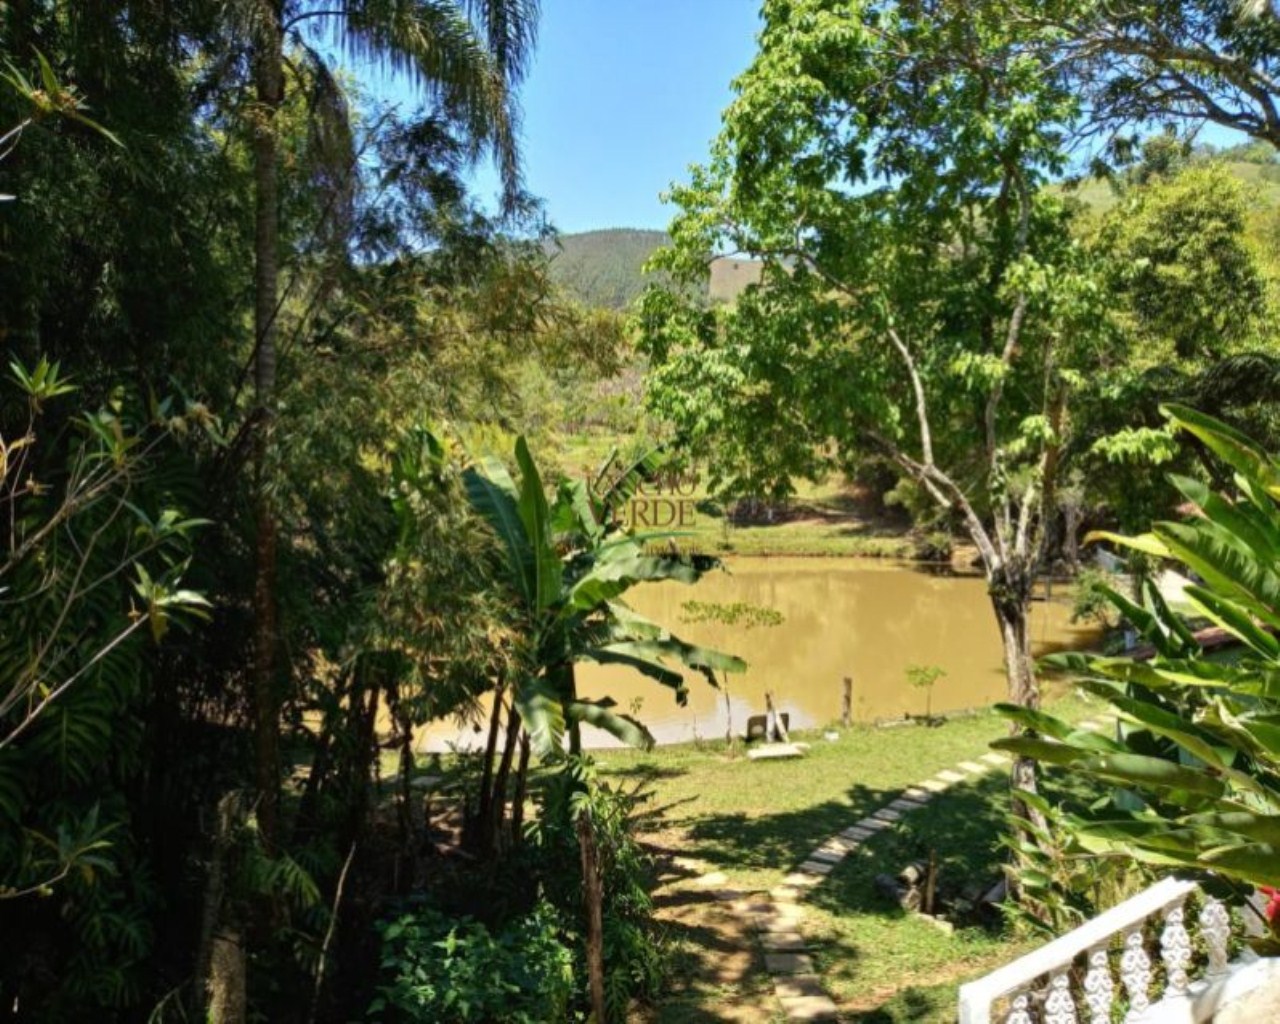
[632, 848, 785, 1024]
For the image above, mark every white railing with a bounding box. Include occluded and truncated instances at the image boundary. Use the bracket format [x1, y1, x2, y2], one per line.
[958, 876, 1280, 1024]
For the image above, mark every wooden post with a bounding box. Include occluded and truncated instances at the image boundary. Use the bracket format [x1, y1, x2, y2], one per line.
[925, 849, 938, 916]
[577, 808, 607, 1023]
[841, 676, 853, 728]
[765, 690, 790, 743]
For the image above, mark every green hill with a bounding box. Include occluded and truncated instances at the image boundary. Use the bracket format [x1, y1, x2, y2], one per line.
[1055, 160, 1280, 213]
[551, 158, 1279, 311]
[546, 228, 670, 310]
[547, 228, 765, 310]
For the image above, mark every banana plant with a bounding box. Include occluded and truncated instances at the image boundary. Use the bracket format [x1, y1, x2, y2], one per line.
[995, 405, 1280, 905]
[464, 438, 745, 757]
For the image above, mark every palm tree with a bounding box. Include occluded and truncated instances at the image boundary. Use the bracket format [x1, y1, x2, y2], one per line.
[244, 0, 538, 845]
[463, 438, 746, 758]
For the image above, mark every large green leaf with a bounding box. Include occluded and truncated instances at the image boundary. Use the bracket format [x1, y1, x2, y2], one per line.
[514, 437, 563, 615]
[593, 446, 667, 523]
[1199, 842, 1280, 884]
[463, 457, 535, 610]
[993, 703, 1124, 751]
[1079, 750, 1226, 799]
[513, 676, 567, 760]
[1158, 522, 1280, 631]
[605, 602, 747, 676]
[567, 549, 717, 613]
[1164, 404, 1280, 502]
[1183, 584, 1280, 659]
[553, 478, 604, 545]
[566, 699, 656, 751]
[1183, 811, 1280, 846]
[582, 645, 687, 693]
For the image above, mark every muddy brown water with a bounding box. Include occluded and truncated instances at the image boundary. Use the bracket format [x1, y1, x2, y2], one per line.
[419, 557, 1097, 751]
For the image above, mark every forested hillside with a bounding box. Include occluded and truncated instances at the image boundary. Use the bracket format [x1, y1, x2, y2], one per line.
[545, 228, 668, 308]
[551, 146, 1280, 312]
[547, 228, 764, 308]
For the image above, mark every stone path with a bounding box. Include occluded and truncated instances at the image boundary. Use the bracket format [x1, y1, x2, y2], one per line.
[675, 713, 1115, 1022]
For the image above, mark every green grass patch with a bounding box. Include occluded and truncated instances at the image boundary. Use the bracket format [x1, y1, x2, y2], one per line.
[597, 693, 1103, 1021]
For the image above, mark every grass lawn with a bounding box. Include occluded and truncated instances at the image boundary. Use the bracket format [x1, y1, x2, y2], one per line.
[597, 693, 1103, 1022]
[556, 434, 916, 559]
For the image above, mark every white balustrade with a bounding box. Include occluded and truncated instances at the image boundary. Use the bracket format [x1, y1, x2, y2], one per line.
[957, 876, 1280, 1024]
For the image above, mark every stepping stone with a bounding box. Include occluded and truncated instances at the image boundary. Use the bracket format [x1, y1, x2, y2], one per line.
[771, 886, 802, 902]
[760, 931, 807, 951]
[856, 816, 892, 831]
[958, 760, 989, 774]
[764, 952, 816, 974]
[936, 769, 966, 783]
[809, 848, 844, 865]
[841, 825, 874, 840]
[784, 871, 822, 887]
[872, 807, 902, 822]
[901, 787, 933, 803]
[831, 835, 861, 852]
[888, 797, 924, 813]
[710, 888, 746, 902]
[757, 911, 805, 933]
[798, 859, 833, 875]
[779, 995, 839, 1021]
[919, 778, 951, 793]
[694, 871, 729, 887]
[981, 752, 1010, 765]
[774, 974, 828, 1000]
[748, 743, 806, 760]
[672, 856, 705, 872]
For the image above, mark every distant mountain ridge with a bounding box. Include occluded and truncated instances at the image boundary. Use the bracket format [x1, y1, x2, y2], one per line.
[546, 228, 762, 310]
[550, 157, 1280, 311]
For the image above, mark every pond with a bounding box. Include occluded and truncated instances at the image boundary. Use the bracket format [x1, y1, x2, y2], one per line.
[420, 557, 1097, 750]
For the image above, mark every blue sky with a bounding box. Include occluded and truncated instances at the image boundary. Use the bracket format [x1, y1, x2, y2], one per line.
[349, 1, 763, 235]
[478, 0, 762, 234]
[348, 3, 1251, 236]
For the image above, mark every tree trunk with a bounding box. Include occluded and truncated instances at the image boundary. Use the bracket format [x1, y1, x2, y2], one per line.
[990, 578, 1046, 834]
[342, 664, 381, 853]
[250, 0, 284, 849]
[489, 703, 523, 854]
[208, 930, 247, 1024]
[577, 808, 607, 1024]
[474, 682, 506, 847]
[391, 688, 416, 879]
[510, 731, 531, 847]
[566, 663, 582, 756]
[196, 791, 245, 1021]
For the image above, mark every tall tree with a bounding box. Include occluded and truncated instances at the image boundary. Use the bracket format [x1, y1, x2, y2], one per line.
[243, 0, 538, 843]
[640, 0, 1112, 805]
[1023, 1, 1280, 150]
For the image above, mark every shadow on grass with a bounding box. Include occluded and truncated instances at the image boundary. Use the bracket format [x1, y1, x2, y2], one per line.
[602, 762, 690, 782]
[811, 773, 1010, 918]
[679, 783, 899, 876]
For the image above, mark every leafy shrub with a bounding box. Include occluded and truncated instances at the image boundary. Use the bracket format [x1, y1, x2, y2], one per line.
[1070, 566, 1120, 627]
[998, 406, 1280, 945]
[530, 760, 669, 1020]
[368, 899, 576, 1023]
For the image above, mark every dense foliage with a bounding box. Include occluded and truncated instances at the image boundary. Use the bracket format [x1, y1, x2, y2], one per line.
[998, 408, 1280, 924]
[5, 0, 1280, 1020]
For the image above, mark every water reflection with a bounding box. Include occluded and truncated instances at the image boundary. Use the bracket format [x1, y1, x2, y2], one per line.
[420, 557, 1097, 750]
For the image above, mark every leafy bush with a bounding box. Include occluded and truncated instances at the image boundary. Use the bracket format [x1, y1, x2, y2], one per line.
[369, 899, 576, 1023]
[997, 406, 1280, 944]
[530, 760, 669, 1020]
[1070, 566, 1120, 627]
